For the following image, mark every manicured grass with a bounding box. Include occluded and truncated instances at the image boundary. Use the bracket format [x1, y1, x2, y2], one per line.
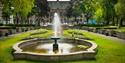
[0, 31, 32, 63]
[115, 27, 125, 32]
[0, 29, 125, 63]
[64, 29, 125, 63]
[30, 29, 53, 38]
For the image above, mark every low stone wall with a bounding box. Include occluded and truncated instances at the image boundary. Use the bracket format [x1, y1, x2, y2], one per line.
[13, 38, 98, 61]
[0, 27, 35, 38]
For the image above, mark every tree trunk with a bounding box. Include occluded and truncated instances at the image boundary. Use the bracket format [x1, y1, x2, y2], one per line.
[112, 16, 115, 26]
[118, 18, 122, 28]
[86, 17, 89, 24]
[106, 20, 109, 25]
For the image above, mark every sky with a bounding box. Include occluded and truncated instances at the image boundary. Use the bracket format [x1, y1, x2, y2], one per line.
[47, 0, 71, 1]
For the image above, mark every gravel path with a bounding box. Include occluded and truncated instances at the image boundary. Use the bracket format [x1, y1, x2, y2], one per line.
[82, 30, 125, 44]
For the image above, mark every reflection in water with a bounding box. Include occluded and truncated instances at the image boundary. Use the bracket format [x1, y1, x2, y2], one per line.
[21, 41, 89, 54]
[36, 43, 74, 54]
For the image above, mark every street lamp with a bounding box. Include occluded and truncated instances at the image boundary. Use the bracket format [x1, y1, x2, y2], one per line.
[11, 7, 14, 10]
[79, 0, 83, 4]
[0, 2, 3, 24]
[10, 6, 14, 24]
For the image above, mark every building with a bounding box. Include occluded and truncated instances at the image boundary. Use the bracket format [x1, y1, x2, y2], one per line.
[47, 0, 72, 24]
[47, 0, 85, 25]
[47, 0, 71, 16]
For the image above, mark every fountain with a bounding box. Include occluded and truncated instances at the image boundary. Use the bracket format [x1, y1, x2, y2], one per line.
[52, 13, 62, 37]
[51, 13, 61, 53]
[12, 12, 98, 61]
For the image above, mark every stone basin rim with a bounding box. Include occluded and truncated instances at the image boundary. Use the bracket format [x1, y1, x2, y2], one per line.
[13, 38, 98, 56]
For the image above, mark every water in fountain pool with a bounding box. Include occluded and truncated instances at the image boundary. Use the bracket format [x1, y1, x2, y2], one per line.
[36, 42, 74, 54]
[21, 41, 88, 54]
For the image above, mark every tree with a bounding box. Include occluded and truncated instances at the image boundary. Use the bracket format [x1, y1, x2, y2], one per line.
[74, 0, 119, 26]
[66, 1, 83, 24]
[82, 0, 96, 24]
[1, 0, 35, 24]
[11, 0, 35, 18]
[83, 0, 117, 25]
[94, 0, 116, 25]
[93, 6, 104, 23]
[115, 0, 125, 28]
[35, 0, 49, 17]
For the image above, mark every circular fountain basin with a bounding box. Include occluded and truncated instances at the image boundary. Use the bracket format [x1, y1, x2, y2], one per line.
[13, 38, 97, 61]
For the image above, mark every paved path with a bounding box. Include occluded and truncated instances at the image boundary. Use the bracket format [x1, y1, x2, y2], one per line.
[81, 30, 125, 44]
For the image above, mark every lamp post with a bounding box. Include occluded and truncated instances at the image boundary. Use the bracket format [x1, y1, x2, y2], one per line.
[10, 7, 14, 24]
[0, 2, 3, 24]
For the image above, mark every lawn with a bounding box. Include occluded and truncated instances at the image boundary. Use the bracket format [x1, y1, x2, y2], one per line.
[0, 29, 125, 63]
[115, 27, 125, 32]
